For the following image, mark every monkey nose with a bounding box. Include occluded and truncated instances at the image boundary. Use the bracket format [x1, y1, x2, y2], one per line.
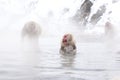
[63, 39, 67, 43]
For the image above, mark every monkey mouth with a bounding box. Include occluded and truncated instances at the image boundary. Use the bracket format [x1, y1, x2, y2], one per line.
[63, 34, 68, 41]
[63, 39, 67, 43]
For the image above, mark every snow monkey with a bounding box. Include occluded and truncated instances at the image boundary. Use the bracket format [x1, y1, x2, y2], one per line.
[22, 21, 41, 38]
[60, 34, 76, 55]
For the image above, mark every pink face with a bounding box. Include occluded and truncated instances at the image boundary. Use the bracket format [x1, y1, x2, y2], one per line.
[62, 35, 69, 45]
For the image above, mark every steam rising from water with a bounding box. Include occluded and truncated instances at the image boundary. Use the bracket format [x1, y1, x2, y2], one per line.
[0, 0, 120, 65]
[0, 0, 120, 80]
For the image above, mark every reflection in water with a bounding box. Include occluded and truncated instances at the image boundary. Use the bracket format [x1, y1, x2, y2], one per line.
[1, 35, 120, 80]
[22, 37, 40, 52]
[20, 37, 41, 79]
[21, 37, 40, 67]
[60, 53, 76, 68]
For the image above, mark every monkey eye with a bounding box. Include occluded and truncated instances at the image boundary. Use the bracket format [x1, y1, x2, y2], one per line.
[64, 35, 67, 38]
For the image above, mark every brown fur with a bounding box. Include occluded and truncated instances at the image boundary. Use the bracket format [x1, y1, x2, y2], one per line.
[60, 34, 76, 54]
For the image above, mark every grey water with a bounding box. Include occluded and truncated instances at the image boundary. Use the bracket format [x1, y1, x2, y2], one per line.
[0, 26, 120, 80]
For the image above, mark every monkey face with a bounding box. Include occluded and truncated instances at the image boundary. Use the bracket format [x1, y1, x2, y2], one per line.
[62, 34, 73, 45]
[22, 21, 41, 38]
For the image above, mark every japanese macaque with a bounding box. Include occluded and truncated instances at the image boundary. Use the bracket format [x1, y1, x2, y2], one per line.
[21, 21, 41, 52]
[60, 34, 76, 55]
[105, 21, 114, 36]
[22, 21, 41, 38]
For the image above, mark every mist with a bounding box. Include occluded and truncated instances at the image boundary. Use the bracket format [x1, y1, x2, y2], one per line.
[0, 0, 120, 80]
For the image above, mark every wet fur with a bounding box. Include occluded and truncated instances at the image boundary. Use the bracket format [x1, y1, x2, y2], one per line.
[60, 34, 76, 55]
